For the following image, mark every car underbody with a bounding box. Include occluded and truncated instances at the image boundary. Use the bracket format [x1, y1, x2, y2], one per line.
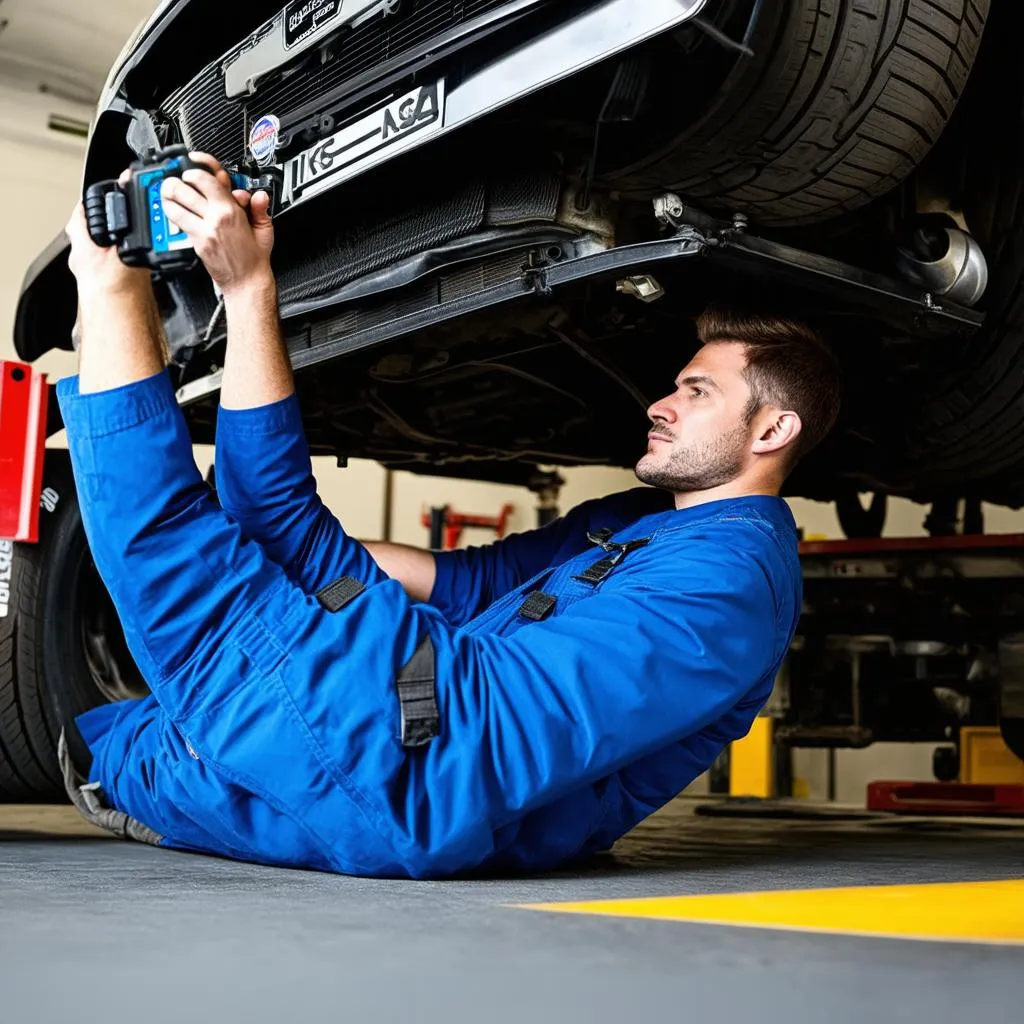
[16, 0, 1023, 507]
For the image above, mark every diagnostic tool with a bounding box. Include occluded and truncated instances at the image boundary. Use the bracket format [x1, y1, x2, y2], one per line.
[84, 145, 281, 274]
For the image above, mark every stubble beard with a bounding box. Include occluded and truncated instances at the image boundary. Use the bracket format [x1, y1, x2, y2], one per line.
[635, 424, 749, 493]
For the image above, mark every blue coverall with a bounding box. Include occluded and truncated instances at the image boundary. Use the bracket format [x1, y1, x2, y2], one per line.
[58, 369, 801, 878]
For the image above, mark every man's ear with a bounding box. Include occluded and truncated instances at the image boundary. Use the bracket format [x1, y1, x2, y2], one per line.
[752, 409, 802, 456]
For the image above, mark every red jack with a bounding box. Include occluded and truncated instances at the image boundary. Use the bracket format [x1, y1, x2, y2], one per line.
[422, 504, 514, 551]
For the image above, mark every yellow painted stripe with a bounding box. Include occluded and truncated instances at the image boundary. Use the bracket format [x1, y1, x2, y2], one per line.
[522, 879, 1024, 945]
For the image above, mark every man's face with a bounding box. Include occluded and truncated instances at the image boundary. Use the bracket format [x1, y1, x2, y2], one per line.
[635, 341, 756, 493]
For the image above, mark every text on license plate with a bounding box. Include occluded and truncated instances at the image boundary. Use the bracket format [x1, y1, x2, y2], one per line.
[285, 80, 445, 205]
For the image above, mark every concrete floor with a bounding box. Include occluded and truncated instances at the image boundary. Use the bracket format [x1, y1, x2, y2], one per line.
[2, 797, 1023, 1024]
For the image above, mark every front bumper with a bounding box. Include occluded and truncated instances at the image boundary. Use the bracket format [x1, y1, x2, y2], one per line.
[275, 0, 709, 212]
[14, 0, 709, 365]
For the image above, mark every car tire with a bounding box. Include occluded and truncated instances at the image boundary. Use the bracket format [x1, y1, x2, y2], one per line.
[879, 1, 1024, 500]
[610, 0, 990, 226]
[835, 493, 888, 539]
[0, 450, 146, 801]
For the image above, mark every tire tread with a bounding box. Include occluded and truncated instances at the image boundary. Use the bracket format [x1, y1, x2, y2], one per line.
[615, 0, 990, 225]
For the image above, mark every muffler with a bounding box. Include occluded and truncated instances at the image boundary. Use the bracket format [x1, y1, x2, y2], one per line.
[896, 222, 988, 307]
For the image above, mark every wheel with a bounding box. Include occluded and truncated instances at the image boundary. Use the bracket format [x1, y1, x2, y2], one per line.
[932, 745, 959, 782]
[0, 450, 147, 801]
[891, 1, 1024, 501]
[835, 493, 888, 539]
[610, 0, 990, 225]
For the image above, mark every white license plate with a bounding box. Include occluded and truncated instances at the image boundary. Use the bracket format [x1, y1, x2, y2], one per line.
[284, 80, 445, 206]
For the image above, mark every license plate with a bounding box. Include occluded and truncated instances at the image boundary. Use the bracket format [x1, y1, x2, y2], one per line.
[285, 80, 445, 206]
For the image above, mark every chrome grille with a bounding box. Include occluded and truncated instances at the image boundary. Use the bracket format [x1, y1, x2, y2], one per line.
[162, 0, 524, 166]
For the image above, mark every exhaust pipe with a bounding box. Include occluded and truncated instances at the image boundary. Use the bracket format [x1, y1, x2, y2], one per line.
[897, 224, 988, 307]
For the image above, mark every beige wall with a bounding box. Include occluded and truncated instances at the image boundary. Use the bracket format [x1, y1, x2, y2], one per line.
[0, 85, 86, 382]
[789, 495, 1024, 541]
[382, 465, 642, 549]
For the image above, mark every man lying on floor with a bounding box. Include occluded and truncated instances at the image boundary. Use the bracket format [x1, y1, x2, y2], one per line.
[57, 154, 841, 878]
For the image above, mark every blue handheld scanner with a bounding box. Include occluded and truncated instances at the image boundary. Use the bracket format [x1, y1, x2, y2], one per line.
[83, 145, 282, 274]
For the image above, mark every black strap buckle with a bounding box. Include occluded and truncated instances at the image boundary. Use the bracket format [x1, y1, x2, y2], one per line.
[587, 528, 616, 549]
[316, 576, 366, 612]
[518, 591, 557, 621]
[396, 635, 440, 748]
[575, 535, 651, 586]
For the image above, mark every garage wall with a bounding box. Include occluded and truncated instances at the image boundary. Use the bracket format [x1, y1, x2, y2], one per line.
[788, 496, 1024, 540]
[0, 84, 87, 382]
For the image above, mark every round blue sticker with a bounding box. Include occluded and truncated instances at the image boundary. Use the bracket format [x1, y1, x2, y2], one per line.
[249, 115, 280, 167]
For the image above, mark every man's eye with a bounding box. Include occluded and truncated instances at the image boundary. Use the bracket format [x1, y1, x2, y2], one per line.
[690, 387, 706, 398]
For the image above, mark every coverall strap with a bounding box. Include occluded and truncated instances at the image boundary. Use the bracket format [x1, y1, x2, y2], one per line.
[316, 575, 367, 612]
[315, 575, 438, 747]
[429, 488, 674, 626]
[574, 537, 651, 585]
[396, 635, 440, 748]
[518, 591, 557, 621]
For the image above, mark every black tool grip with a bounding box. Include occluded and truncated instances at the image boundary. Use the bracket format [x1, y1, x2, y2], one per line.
[83, 181, 120, 247]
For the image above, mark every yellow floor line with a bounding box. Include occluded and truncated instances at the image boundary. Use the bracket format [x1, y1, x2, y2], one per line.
[521, 879, 1024, 945]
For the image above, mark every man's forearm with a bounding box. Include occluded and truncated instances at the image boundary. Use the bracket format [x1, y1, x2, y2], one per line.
[363, 541, 437, 602]
[220, 271, 294, 410]
[77, 278, 165, 395]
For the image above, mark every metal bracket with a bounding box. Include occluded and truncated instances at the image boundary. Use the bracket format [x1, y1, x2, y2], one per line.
[523, 261, 552, 298]
[650, 193, 985, 329]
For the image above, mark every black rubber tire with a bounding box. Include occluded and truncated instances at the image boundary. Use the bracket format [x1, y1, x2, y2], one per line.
[0, 450, 145, 802]
[885, 1, 1024, 500]
[613, 0, 990, 225]
[835, 493, 888, 539]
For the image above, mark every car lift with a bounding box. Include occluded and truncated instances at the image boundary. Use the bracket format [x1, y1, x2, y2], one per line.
[728, 532, 1024, 816]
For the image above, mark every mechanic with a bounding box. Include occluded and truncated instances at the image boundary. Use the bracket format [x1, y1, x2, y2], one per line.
[56, 154, 841, 878]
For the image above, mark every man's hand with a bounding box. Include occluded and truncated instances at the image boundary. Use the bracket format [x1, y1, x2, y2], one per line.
[160, 152, 274, 297]
[65, 187, 152, 301]
[164, 154, 292, 409]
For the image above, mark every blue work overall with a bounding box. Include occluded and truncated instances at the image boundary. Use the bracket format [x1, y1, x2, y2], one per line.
[58, 370, 801, 878]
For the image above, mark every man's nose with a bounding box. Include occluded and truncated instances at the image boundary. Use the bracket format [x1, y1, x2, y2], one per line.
[646, 396, 674, 424]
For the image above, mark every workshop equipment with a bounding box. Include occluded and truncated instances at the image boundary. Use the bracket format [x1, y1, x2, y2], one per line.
[960, 726, 1024, 784]
[867, 781, 1024, 816]
[527, 470, 565, 528]
[864, 726, 1024, 816]
[712, 532, 1024, 808]
[0, 361, 49, 542]
[85, 145, 281, 273]
[423, 504, 514, 550]
[786, 532, 1024, 765]
[729, 715, 775, 798]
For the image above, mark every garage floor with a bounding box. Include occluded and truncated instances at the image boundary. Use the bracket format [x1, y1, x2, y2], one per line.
[2, 796, 1023, 1024]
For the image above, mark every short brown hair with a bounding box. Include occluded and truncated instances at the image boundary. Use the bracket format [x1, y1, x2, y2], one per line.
[696, 305, 841, 464]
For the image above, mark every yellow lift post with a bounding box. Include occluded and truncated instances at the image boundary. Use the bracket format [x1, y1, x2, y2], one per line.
[729, 715, 775, 798]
